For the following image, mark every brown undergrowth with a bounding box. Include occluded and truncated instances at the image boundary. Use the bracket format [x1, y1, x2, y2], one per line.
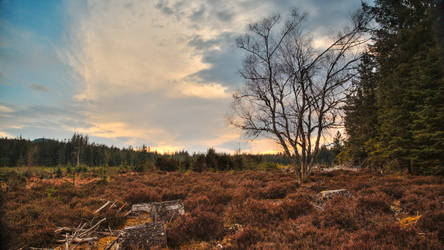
[0, 169, 443, 249]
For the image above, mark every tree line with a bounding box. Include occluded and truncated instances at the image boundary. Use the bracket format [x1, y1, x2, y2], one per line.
[341, 0, 444, 175]
[0, 134, 339, 171]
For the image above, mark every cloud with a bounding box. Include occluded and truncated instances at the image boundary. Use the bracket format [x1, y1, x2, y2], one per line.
[0, 72, 10, 85]
[0, 104, 13, 113]
[28, 83, 50, 92]
[245, 138, 284, 154]
[175, 82, 230, 99]
[56, 0, 363, 152]
[0, 104, 88, 136]
[0, 0, 363, 152]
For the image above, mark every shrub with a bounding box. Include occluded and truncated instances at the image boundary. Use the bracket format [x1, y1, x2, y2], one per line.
[2, 169, 443, 249]
[355, 193, 391, 215]
[260, 182, 288, 199]
[321, 198, 358, 231]
[259, 181, 299, 199]
[418, 211, 444, 243]
[156, 157, 179, 172]
[280, 199, 312, 219]
[102, 209, 126, 229]
[206, 187, 232, 205]
[123, 188, 162, 204]
[184, 195, 210, 211]
[55, 168, 62, 178]
[167, 210, 224, 247]
[345, 224, 436, 249]
[229, 226, 263, 249]
[227, 198, 284, 226]
[134, 161, 155, 172]
[379, 184, 405, 199]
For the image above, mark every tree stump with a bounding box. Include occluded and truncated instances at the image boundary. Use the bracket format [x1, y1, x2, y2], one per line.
[117, 222, 166, 249]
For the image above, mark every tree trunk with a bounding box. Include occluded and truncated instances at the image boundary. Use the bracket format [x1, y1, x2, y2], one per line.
[76, 150, 80, 168]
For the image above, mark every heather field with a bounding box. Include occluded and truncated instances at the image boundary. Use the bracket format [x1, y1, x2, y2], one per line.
[1, 169, 443, 249]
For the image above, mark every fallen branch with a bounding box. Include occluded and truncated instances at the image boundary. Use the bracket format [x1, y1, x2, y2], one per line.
[94, 201, 111, 214]
[57, 237, 98, 243]
[97, 230, 123, 236]
[118, 203, 127, 212]
[55, 227, 73, 234]
[110, 201, 117, 208]
[310, 202, 325, 212]
[67, 222, 87, 250]
[104, 235, 120, 250]
[78, 218, 106, 238]
[65, 233, 69, 250]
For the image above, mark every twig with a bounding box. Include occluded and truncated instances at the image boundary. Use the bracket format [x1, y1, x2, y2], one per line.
[118, 203, 126, 212]
[69, 222, 87, 250]
[94, 201, 111, 214]
[55, 227, 73, 234]
[110, 201, 117, 208]
[310, 202, 325, 212]
[104, 235, 120, 250]
[57, 237, 98, 243]
[78, 218, 106, 238]
[65, 233, 69, 250]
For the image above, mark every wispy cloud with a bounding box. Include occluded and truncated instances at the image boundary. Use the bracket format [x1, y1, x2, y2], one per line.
[28, 83, 50, 92]
[0, 104, 14, 113]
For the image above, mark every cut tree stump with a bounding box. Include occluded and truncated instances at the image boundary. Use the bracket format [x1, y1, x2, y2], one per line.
[116, 222, 166, 249]
[131, 199, 185, 222]
[316, 189, 350, 203]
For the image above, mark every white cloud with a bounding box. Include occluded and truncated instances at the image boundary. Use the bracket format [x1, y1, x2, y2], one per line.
[0, 104, 13, 113]
[58, 0, 266, 151]
[54, 0, 359, 152]
[174, 82, 231, 99]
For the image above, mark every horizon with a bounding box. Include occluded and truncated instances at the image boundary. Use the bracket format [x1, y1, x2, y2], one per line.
[1, 134, 295, 155]
[0, 0, 361, 153]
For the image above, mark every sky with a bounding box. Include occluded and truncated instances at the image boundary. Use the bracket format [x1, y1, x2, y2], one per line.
[0, 0, 363, 153]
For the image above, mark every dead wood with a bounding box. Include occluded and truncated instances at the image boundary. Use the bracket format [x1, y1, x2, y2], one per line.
[57, 237, 98, 243]
[78, 218, 106, 238]
[55, 227, 73, 234]
[104, 235, 120, 250]
[94, 201, 111, 214]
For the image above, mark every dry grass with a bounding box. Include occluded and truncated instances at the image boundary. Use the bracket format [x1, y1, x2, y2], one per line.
[0, 169, 443, 249]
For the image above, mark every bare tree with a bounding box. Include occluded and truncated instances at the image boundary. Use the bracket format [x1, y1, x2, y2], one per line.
[231, 9, 370, 180]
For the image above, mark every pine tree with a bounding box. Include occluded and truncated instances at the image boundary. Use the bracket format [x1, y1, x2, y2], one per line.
[343, 52, 378, 166]
[366, 0, 444, 174]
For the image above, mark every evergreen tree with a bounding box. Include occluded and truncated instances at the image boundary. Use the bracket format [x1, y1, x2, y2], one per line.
[365, 0, 444, 174]
[343, 52, 378, 166]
